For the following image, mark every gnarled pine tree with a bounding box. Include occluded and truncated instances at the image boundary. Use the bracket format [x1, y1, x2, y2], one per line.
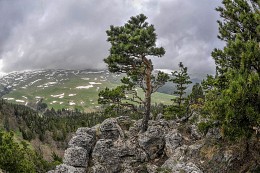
[99, 14, 169, 132]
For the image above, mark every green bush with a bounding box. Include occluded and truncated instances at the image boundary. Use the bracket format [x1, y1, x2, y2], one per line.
[198, 122, 212, 135]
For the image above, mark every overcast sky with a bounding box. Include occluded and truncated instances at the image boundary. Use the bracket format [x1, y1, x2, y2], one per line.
[0, 0, 223, 76]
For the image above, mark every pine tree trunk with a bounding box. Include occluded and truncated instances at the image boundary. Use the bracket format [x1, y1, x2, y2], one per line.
[141, 57, 152, 132]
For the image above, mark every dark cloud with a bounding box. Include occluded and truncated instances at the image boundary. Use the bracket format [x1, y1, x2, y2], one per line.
[0, 0, 36, 54]
[0, 0, 223, 77]
[148, 0, 223, 75]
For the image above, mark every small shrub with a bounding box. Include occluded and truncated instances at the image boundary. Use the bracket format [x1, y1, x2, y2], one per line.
[198, 122, 212, 135]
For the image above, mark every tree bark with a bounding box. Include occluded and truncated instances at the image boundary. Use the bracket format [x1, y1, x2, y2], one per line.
[141, 57, 152, 132]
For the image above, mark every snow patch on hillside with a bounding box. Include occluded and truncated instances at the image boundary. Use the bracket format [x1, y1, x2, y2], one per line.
[37, 82, 57, 88]
[51, 93, 64, 98]
[81, 78, 90, 80]
[4, 98, 14, 100]
[76, 85, 93, 89]
[69, 101, 76, 105]
[29, 79, 42, 86]
[89, 82, 102, 85]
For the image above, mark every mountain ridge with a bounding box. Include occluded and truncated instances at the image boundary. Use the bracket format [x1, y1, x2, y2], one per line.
[0, 69, 176, 112]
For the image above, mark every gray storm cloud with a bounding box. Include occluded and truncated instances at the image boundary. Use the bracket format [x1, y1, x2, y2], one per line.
[0, 0, 222, 76]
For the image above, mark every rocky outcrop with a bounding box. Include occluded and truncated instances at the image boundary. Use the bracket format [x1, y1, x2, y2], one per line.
[138, 125, 165, 159]
[50, 116, 234, 173]
[50, 126, 96, 173]
[164, 129, 183, 157]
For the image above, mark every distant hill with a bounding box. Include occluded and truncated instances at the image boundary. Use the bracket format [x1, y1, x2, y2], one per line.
[0, 69, 174, 112]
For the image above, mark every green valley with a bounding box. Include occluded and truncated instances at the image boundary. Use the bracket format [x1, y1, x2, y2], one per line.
[0, 69, 174, 112]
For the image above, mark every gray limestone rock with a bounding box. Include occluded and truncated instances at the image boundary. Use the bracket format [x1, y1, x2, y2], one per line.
[146, 163, 158, 173]
[89, 164, 107, 173]
[190, 125, 202, 140]
[138, 125, 165, 159]
[164, 129, 183, 157]
[92, 139, 122, 173]
[76, 127, 96, 138]
[116, 116, 133, 130]
[206, 127, 222, 139]
[53, 164, 85, 173]
[63, 147, 88, 167]
[68, 134, 94, 153]
[162, 158, 202, 173]
[187, 143, 203, 158]
[99, 118, 123, 140]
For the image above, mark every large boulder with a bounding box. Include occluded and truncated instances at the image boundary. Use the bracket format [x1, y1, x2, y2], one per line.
[164, 129, 183, 157]
[91, 139, 122, 173]
[91, 137, 148, 172]
[68, 133, 94, 153]
[76, 127, 96, 138]
[63, 147, 88, 167]
[190, 125, 202, 140]
[116, 116, 133, 130]
[138, 125, 165, 159]
[99, 118, 124, 140]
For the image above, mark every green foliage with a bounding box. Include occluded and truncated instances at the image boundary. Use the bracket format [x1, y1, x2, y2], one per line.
[204, 0, 260, 140]
[171, 62, 192, 107]
[105, 14, 165, 73]
[0, 130, 34, 172]
[37, 99, 48, 112]
[99, 14, 169, 131]
[0, 130, 53, 173]
[190, 83, 204, 104]
[198, 122, 213, 135]
[188, 83, 205, 117]
[98, 86, 133, 115]
[201, 75, 215, 93]
[51, 152, 62, 164]
[166, 62, 192, 118]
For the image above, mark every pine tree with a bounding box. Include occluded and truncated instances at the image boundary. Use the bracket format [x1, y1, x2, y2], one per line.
[99, 14, 169, 132]
[169, 62, 192, 118]
[205, 0, 260, 140]
[190, 83, 204, 104]
[0, 131, 35, 172]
